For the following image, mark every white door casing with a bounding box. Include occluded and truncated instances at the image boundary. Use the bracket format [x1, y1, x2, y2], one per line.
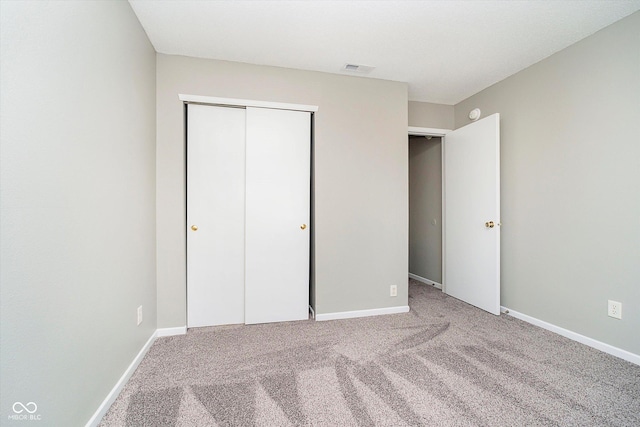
[443, 114, 500, 315]
[244, 107, 311, 324]
[187, 104, 246, 327]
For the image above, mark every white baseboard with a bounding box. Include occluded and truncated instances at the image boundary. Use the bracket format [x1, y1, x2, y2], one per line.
[85, 332, 156, 427]
[87, 325, 187, 425]
[501, 306, 640, 366]
[408, 273, 442, 290]
[315, 305, 410, 322]
[156, 326, 187, 337]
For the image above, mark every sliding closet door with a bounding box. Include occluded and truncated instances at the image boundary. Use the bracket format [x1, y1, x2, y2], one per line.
[187, 104, 246, 327]
[244, 107, 311, 324]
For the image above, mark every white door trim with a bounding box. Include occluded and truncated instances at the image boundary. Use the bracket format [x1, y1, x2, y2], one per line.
[441, 137, 447, 294]
[408, 126, 451, 292]
[179, 94, 318, 112]
[408, 126, 451, 137]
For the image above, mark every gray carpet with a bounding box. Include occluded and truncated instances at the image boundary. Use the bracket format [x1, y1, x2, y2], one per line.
[100, 280, 640, 426]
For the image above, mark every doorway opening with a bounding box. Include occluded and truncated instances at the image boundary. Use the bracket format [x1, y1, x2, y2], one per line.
[408, 134, 443, 289]
[408, 115, 501, 316]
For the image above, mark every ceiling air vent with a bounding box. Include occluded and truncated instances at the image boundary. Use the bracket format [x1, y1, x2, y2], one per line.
[342, 63, 375, 74]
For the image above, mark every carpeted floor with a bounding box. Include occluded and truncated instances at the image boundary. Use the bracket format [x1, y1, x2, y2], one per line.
[100, 280, 640, 426]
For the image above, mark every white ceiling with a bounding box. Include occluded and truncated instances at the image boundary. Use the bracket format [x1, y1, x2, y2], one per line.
[129, 0, 640, 105]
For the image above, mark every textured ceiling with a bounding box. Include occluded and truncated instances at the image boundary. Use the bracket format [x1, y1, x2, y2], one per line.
[129, 0, 640, 105]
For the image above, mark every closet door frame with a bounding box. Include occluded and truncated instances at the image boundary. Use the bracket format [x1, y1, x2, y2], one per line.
[181, 94, 318, 327]
[180, 94, 318, 113]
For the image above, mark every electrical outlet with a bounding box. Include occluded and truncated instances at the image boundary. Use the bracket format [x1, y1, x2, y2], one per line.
[390, 285, 397, 297]
[137, 305, 143, 325]
[608, 300, 621, 319]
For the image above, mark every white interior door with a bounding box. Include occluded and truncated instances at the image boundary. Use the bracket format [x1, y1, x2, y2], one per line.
[187, 104, 246, 327]
[443, 114, 500, 315]
[244, 107, 310, 324]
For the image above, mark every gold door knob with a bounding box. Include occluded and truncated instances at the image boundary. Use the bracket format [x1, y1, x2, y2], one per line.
[300, 224, 307, 230]
[191, 225, 198, 231]
[485, 221, 495, 228]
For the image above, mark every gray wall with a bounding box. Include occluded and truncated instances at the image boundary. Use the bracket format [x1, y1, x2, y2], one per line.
[156, 55, 408, 325]
[0, 2, 157, 425]
[409, 137, 443, 283]
[455, 12, 640, 355]
[409, 101, 454, 129]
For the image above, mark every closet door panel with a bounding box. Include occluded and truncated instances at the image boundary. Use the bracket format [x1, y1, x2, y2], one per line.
[187, 104, 246, 327]
[245, 107, 310, 324]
